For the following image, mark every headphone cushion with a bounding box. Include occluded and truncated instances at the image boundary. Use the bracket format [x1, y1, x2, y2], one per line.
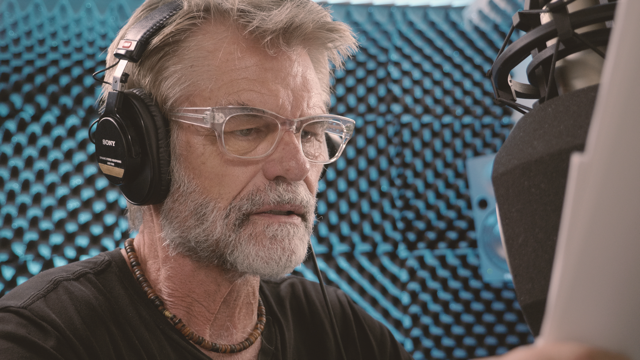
[126, 89, 172, 204]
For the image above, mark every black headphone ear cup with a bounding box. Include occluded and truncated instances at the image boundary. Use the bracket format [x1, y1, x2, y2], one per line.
[122, 89, 172, 204]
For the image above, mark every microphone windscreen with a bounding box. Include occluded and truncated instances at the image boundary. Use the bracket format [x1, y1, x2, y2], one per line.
[491, 84, 599, 335]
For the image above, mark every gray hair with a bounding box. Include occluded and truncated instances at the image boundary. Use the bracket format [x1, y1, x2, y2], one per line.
[100, 0, 357, 113]
[108, 0, 357, 231]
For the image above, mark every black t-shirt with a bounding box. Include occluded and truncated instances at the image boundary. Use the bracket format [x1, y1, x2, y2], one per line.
[0, 250, 412, 359]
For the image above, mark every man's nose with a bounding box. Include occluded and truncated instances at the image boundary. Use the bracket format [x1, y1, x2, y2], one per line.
[261, 130, 310, 182]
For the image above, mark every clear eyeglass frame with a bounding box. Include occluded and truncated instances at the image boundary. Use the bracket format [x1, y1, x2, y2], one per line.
[170, 106, 356, 164]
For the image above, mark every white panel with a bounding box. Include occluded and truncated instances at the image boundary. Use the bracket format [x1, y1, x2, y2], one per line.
[538, 0, 640, 359]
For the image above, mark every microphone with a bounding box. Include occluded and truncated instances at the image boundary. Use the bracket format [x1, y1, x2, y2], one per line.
[486, 0, 617, 336]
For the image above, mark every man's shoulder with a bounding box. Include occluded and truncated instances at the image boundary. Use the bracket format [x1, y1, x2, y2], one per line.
[0, 250, 121, 310]
[0, 250, 199, 360]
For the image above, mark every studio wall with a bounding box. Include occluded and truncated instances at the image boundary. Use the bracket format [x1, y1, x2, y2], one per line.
[0, 0, 532, 358]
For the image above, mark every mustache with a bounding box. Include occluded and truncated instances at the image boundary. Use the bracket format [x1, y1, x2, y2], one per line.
[224, 181, 317, 228]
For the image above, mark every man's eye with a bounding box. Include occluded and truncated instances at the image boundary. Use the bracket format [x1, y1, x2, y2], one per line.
[234, 128, 258, 137]
[301, 122, 327, 142]
[301, 129, 322, 141]
[301, 130, 312, 140]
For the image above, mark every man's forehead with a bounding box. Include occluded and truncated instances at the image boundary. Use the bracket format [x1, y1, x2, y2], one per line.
[178, 54, 327, 115]
[175, 20, 329, 110]
[187, 21, 272, 65]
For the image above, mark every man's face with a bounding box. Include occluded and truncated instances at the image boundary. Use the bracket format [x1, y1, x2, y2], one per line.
[159, 21, 326, 278]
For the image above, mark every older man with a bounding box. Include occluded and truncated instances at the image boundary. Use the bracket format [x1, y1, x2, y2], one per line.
[0, 1, 408, 359]
[0, 0, 631, 360]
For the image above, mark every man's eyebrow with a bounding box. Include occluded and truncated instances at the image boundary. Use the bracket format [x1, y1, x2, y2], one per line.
[217, 97, 251, 107]
[313, 105, 330, 114]
[218, 98, 330, 115]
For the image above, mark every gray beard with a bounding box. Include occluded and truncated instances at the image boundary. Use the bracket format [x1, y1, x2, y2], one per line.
[159, 167, 316, 280]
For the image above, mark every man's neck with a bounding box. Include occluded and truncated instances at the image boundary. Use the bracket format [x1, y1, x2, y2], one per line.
[120, 213, 262, 359]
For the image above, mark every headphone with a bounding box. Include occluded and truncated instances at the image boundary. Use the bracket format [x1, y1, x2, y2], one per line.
[92, 0, 331, 205]
[92, 2, 182, 205]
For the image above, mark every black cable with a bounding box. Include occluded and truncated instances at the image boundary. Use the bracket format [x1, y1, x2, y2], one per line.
[309, 244, 348, 360]
[544, 40, 561, 103]
[572, 31, 606, 59]
[88, 118, 100, 144]
[92, 59, 121, 85]
[496, 98, 533, 114]
[488, 24, 516, 78]
[496, 24, 516, 61]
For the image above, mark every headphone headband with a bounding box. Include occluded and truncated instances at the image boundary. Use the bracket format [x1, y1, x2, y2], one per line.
[115, 1, 183, 63]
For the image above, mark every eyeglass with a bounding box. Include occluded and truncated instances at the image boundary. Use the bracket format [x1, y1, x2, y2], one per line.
[170, 106, 355, 164]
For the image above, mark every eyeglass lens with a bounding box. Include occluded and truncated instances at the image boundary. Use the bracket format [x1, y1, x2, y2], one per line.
[222, 114, 346, 162]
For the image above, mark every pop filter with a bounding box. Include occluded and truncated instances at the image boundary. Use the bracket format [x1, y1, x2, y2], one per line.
[492, 84, 598, 335]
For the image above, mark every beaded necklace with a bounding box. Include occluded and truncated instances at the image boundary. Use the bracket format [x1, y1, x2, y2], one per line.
[124, 238, 266, 353]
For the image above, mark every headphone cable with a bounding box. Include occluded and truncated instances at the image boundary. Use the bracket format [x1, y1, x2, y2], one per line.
[92, 59, 121, 85]
[309, 244, 348, 360]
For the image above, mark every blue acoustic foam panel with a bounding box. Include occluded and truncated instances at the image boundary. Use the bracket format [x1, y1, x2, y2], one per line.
[0, 0, 533, 358]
